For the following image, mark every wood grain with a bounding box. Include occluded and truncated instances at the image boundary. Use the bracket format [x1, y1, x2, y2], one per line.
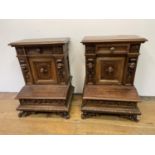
[83, 85, 140, 102]
[16, 85, 69, 100]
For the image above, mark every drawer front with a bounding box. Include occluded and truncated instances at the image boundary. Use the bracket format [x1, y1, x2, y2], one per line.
[26, 46, 63, 55]
[96, 57, 125, 84]
[29, 57, 57, 84]
[96, 44, 129, 54]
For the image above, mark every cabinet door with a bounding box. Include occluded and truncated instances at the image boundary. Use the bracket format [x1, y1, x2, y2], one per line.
[29, 57, 57, 84]
[96, 57, 125, 84]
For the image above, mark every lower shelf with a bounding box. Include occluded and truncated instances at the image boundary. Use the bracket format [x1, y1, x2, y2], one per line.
[82, 104, 141, 115]
[17, 104, 68, 112]
[16, 84, 74, 118]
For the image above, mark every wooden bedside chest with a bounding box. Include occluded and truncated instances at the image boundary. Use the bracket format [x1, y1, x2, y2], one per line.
[9, 38, 74, 119]
[81, 35, 147, 121]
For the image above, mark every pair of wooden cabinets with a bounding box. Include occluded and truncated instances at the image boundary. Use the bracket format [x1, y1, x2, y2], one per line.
[9, 35, 147, 121]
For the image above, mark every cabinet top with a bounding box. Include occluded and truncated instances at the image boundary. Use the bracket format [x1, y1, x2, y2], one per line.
[82, 35, 147, 43]
[9, 38, 70, 46]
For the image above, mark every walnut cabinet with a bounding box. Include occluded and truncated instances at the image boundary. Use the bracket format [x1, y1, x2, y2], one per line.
[81, 35, 147, 121]
[9, 38, 74, 119]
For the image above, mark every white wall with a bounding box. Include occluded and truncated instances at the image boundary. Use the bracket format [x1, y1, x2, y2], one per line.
[0, 19, 155, 96]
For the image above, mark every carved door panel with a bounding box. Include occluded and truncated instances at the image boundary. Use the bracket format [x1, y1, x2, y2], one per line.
[29, 57, 57, 84]
[96, 57, 125, 84]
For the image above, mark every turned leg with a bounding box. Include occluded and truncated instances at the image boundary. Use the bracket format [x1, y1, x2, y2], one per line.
[130, 115, 140, 122]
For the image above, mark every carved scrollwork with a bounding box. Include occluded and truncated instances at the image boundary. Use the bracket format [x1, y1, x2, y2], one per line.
[81, 99, 139, 121]
[18, 58, 32, 84]
[56, 58, 65, 83]
[81, 111, 139, 121]
[126, 57, 137, 85]
[20, 99, 66, 105]
[86, 58, 95, 84]
[83, 100, 137, 108]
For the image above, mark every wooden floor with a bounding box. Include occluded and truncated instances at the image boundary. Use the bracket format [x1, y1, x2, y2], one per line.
[0, 93, 155, 135]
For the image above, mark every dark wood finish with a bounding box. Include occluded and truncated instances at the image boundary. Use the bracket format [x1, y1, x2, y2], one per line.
[9, 38, 70, 46]
[81, 35, 147, 121]
[83, 85, 140, 102]
[96, 57, 125, 84]
[29, 57, 57, 84]
[82, 35, 147, 43]
[16, 85, 69, 100]
[96, 43, 129, 54]
[9, 38, 74, 119]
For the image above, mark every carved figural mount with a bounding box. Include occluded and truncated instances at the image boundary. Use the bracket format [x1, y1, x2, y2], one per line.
[81, 35, 147, 121]
[9, 38, 74, 119]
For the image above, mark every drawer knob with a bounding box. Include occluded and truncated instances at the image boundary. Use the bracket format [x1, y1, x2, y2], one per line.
[110, 47, 115, 52]
[40, 67, 48, 73]
[106, 66, 114, 74]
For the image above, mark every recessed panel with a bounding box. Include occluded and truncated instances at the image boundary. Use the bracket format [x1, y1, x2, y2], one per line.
[96, 57, 125, 84]
[29, 58, 57, 84]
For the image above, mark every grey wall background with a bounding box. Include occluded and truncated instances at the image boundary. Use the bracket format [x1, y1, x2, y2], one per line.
[0, 19, 155, 96]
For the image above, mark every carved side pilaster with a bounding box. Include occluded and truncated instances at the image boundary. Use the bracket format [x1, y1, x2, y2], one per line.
[126, 57, 137, 85]
[56, 58, 66, 84]
[86, 58, 96, 84]
[18, 57, 32, 84]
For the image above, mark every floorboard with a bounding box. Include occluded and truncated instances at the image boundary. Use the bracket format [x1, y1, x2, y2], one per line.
[0, 93, 155, 134]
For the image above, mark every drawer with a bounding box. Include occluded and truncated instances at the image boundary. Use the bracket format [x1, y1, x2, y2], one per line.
[96, 44, 129, 54]
[26, 46, 63, 55]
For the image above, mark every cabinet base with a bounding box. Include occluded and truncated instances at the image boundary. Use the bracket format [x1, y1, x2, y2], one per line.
[81, 101, 141, 122]
[18, 111, 70, 119]
[81, 111, 141, 122]
[82, 85, 141, 122]
[16, 85, 74, 119]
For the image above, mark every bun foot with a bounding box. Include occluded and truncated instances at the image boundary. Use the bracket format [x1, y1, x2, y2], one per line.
[62, 112, 70, 119]
[18, 112, 24, 117]
[126, 115, 140, 122]
[18, 111, 31, 118]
